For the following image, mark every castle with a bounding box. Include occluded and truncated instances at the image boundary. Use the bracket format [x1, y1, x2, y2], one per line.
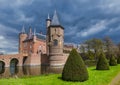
[0, 11, 76, 69]
[18, 11, 74, 67]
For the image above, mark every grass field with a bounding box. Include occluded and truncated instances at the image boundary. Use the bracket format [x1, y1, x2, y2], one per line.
[0, 65, 120, 85]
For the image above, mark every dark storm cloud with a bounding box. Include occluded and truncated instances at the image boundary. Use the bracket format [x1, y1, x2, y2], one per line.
[0, 0, 120, 53]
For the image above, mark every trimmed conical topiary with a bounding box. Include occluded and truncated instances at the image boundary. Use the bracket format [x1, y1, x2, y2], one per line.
[109, 56, 117, 66]
[117, 56, 120, 64]
[96, 53, 109, 70]
[62, 49, 89, 82]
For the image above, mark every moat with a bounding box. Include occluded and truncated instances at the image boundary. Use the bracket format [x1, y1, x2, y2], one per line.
[0, 66, 63, 78]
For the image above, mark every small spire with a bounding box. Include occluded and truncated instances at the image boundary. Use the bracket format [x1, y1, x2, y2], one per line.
[28, 27, 33, 39]
[51, 10, 60, 25]
[48, 13, 50, 19]
[29, 27, 32, 33]
[21, 25, 25, 33]
[33, 28, 36, 36]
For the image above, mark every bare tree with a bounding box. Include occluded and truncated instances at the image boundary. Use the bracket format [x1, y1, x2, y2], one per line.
[80, 44, 86, 53]
[104, 36, 119, 58]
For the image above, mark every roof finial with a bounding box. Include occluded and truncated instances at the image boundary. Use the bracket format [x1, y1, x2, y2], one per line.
[51, 10, 60, 25]
[28, 27, 33, 39]
[48, 13, 50, 19]
[21, 25, 25, 33]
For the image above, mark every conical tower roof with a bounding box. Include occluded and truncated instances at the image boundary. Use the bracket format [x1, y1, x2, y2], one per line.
[48, 13, 50, 20]
[51, 10, 60, 25]
[21, 25, 25, 33]
[33, 28, 36, 36]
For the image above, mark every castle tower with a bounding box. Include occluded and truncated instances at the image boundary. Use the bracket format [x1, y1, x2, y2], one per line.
[46, 14, 51, 55]
[47, 11, 64, 67]
[19, 26, 27, 54]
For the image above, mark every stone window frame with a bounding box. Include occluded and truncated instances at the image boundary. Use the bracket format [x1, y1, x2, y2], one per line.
[53, 39, 58, 46]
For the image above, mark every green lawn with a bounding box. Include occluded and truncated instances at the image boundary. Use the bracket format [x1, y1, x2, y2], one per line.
[0, 65, 120, 85]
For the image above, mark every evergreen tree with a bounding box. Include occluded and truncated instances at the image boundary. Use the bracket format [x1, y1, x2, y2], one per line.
[96, 53, 109, 70]
[109, 55, 117, 66]
[62, 49, 89, 82]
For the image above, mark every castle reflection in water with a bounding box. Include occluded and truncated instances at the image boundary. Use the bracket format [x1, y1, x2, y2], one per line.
[0, 66, 63, 78]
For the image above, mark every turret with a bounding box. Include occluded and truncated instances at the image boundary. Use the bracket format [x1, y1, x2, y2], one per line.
[46, 13, 51, 28]
[49, 10, 64, 55]
[46, 13, 51, 55]
[19, 25, 27, 54]
[47, 11, 64, 66]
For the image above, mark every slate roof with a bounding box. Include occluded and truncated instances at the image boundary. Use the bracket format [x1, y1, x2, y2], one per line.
[51, 10, 60, 25]
[36, 33, 46, 40]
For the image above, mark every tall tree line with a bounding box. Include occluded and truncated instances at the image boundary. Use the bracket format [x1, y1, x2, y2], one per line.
[79, 36, 120, 60]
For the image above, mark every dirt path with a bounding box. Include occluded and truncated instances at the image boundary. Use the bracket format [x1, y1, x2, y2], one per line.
[110, 73, 120, 85]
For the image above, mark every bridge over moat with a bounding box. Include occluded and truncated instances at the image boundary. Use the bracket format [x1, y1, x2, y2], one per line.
[0, 53, 44, 68]
[0, 53, 68, 77]
[0, 54, 26, 67]
[0, 53, 44, 75]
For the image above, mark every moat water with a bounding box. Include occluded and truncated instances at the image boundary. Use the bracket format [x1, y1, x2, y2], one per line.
[0, 66, 63, 78]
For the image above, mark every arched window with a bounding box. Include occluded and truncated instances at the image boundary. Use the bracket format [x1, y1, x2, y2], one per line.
[53, 39, 58, 46]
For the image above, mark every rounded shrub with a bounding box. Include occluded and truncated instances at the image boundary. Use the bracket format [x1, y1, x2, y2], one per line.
[96, 53, 109, 70]
[117, 56, 120, 64]
[109, 56, 117, 66]
[62, 49, 89, 82]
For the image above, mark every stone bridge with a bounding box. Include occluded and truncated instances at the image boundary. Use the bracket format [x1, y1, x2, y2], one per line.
[0, 53, 44, 77]
[0, 53, 68, 77]
[0, 54, 24, 67]
[0, 53, 47, 68]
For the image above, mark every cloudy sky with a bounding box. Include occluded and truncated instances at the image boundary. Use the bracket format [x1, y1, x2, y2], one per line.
[0, 0, 120, 54]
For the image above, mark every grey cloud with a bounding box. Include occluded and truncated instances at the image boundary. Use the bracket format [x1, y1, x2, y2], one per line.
[1, 0, 120, 53]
